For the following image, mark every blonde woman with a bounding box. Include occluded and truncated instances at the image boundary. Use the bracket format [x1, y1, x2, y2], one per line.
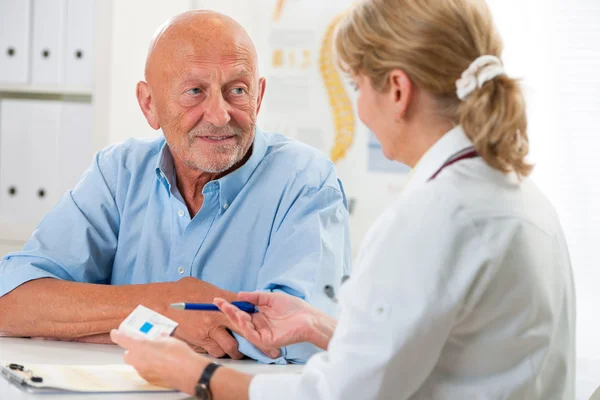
[111, 0, 575, 398]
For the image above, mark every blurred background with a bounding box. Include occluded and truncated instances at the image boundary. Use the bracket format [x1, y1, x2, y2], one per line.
[0, 0, 598, 397]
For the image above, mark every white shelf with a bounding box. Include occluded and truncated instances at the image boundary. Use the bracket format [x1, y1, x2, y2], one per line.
[0, 84, 93, 97]
[0, 221, 36, 242]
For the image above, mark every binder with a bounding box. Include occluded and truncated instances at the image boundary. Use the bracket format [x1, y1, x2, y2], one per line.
[64, 0, 95, 87]
[27, 100, 61, 224]
[0, 362, 175, 394]
[59, 102, 94, 191]
[31, 0, 66, 85]
[0, 99, 61, 226]
[0, 0, 32, 84]
[0, 99, 29, 223]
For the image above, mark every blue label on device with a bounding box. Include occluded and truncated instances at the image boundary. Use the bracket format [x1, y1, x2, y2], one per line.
[139, 322, 153, 334]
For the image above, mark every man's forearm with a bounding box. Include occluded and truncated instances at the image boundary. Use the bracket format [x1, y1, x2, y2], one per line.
[0, 278, 175, 338]
[0, 278, 235, 339]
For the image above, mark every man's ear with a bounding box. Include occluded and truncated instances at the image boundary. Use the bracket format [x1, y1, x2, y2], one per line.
[388, 69, 413, 121]
[136, 81, 160, 130]
[255, 77, 267, 116]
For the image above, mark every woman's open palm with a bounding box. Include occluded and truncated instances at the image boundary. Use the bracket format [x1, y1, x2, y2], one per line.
[214, 291, 316, 355]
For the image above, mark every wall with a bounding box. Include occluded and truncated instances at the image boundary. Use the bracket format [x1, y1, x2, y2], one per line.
[106, 0, 192, 144]
[488, 0, 600, 375]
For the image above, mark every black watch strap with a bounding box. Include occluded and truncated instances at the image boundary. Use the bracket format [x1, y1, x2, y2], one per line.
[195, 362, 221, 399]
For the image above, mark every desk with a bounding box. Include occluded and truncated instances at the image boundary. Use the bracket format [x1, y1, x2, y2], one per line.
[0, 338, 303, 399]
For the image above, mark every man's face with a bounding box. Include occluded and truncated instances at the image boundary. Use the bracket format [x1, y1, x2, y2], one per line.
[151, 37, 264, 173]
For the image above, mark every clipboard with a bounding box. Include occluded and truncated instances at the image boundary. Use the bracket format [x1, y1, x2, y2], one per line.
[0, 362, 177, 394]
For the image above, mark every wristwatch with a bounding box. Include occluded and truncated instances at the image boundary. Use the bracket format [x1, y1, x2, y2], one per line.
[195, 362, 221, 400]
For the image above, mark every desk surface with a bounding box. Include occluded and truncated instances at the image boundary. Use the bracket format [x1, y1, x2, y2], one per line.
[0, 337, 302, 399]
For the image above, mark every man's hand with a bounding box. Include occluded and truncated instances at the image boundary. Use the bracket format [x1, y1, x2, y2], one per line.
[164, 277, 244, 359]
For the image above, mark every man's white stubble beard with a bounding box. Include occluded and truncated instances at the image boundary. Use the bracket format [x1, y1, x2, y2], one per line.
[184, 123, 252, 173]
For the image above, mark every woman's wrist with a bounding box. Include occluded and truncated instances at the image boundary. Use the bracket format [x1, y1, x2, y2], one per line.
[179, 353, 211, 395]
[306, 309, 337, 350]
[180, 356, 253, 400]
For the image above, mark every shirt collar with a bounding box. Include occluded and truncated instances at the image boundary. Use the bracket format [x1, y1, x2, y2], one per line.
[154, 127, 268, 211]
[155, 139, 175, 195]
[402, 125, 473, 197]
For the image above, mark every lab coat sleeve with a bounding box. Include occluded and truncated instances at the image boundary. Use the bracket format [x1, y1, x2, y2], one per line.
[249, 184, 491, 399]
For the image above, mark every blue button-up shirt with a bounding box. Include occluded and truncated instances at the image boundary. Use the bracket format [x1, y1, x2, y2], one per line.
[0, 129, 351, 364]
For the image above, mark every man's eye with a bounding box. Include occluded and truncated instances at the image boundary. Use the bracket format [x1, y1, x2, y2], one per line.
[231, 87, 246, 95]
[185, 88, 201, 95]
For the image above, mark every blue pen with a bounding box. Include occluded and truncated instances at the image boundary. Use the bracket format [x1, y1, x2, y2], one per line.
[170, 301, 257, 314]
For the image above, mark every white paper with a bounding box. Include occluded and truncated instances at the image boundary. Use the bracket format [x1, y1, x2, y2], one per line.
[118, 305, 178, 340]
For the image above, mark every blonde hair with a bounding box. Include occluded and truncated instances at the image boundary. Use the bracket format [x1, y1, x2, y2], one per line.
[334, 0, 532, 177]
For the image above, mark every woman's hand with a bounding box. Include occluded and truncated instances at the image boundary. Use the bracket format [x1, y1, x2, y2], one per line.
[110, 329, 207, 395]
[214, 291, 331, 354]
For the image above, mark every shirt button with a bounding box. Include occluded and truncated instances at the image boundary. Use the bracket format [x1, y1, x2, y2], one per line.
[177, 266, 184, 274]
[223, 203, 229, 210]
[177, 209, 185, 217]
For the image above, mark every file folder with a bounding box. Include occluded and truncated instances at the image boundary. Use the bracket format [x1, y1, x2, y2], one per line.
[0, 99, 29, 222]
[65, 0, 95, 87]
[31, 0, 66, 85]
[0, 0, 32, 84]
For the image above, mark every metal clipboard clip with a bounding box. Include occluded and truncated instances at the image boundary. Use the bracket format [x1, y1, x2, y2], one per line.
[1, 363, 44, 386]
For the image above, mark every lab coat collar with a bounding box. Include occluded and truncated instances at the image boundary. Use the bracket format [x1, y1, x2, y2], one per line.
[402, 125, 474, 197]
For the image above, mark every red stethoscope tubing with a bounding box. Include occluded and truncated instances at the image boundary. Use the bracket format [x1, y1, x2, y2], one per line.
[428, 148, 479, 181]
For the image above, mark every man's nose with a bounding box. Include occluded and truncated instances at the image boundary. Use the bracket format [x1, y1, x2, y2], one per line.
[203, 92, 231, 128]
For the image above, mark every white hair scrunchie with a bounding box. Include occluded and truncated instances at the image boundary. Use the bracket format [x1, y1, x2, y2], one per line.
[455, 55, 505, 101]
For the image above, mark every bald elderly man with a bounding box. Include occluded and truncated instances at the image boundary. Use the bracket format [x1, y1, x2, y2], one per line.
[0, 11, 350, 364]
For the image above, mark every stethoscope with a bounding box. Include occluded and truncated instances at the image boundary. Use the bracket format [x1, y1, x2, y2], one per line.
[428, 147, 478, 181]
[324, 275, 350, 303]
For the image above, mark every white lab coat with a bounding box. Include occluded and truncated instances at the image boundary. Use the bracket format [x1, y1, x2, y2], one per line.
[250, 126, 575, 400]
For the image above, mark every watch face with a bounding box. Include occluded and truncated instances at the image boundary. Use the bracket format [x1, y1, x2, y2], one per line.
[195, 382, 211, 400]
